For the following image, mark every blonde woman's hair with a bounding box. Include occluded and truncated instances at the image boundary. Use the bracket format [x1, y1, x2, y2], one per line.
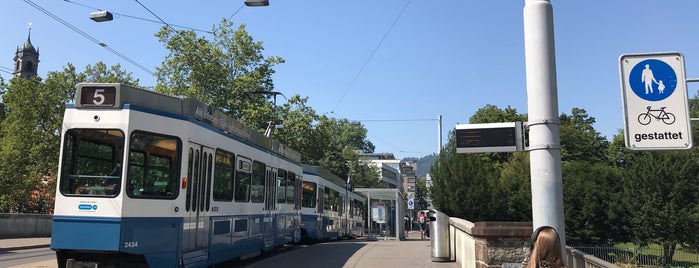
[525, 227, 566, 268]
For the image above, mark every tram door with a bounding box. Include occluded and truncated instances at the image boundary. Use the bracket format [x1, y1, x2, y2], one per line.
[317, 186, 325, 237]
[263, 167, 277, 248]
[183, 142, 214, 252]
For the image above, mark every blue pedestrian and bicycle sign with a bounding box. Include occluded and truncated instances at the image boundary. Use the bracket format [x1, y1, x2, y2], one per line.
[619, 52, 692, 150]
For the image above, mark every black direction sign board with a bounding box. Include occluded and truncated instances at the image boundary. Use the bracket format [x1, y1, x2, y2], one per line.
[455, 122, 523, 153]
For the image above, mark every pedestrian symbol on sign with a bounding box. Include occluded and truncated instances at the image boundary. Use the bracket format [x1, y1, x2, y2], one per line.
[629, 59, 677, 101]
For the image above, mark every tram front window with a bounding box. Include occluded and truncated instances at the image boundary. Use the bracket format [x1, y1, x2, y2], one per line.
[60, 129, 125, 197]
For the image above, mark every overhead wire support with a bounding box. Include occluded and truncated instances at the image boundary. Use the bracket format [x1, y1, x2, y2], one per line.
[23, 0, 154, 75]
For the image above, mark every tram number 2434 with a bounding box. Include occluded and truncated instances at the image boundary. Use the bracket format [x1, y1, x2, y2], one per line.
[123, 241, 139, 248]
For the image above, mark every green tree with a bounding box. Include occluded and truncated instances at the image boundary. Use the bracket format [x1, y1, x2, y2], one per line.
[622, 151, 699, 265]
[429, 137, 501, 221]
[414, 177, 430, 211]
[153, 19, 377, 179]
[559, 108, 609, 163]
[430, 104, 527, 220]
[562, 161, 627, 244]
[498, 152, 531, 221]
[0, 63, 137, 213]
[154, 19, 283, 131]
[0, 76, 6, 124]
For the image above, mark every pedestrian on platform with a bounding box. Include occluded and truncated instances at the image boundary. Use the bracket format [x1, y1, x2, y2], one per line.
[404, 215, 410, 238]
[526, 226, 565, 268]
[417, 211, 427, 239]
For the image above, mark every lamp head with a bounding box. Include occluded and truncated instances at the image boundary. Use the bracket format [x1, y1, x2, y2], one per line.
[244, 0, 269, 6]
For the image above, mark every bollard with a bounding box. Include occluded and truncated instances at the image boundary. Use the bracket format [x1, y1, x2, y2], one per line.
[428, 209, 451, 262]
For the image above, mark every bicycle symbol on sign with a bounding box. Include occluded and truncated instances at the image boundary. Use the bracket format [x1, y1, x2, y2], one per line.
[637, 106, 675, 125]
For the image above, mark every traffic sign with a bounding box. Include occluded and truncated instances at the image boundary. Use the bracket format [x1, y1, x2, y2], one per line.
[407, 199, 414, 209]
[619, 52, 692, 150]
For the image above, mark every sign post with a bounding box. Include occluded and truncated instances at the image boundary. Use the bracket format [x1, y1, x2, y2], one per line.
[619, 52, 692, 150]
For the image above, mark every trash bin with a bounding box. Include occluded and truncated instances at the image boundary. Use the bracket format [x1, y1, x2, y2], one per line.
[428, 209, 450, 262]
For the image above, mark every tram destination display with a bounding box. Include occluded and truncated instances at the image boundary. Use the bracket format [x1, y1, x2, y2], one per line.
[455, 122, 523, 153]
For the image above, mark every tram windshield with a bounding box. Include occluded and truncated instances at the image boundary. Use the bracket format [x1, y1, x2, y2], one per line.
[60, 129, 125, 197]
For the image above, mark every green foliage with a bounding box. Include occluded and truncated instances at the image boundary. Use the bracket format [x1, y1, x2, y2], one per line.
[621, 150, 699, 265]
[498, 152, 532, 221]
[0, 62, 136, 213]
[559, 108, 609, 163]
[430, 137, 503, 221]
[154, 19, 283, 131]
[431, 105, 528, 221]
[152, 19, 376, 183]
[562, 161, 627, 244]
[414, 178, 430, 210]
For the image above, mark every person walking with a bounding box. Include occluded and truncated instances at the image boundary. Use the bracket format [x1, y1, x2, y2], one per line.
[525, 226, 566, 268]
[417, 211, 428, 240]
[404, 215, 411, 238]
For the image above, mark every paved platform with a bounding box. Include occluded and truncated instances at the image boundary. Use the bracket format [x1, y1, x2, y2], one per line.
[344, 232, 456, 268]
[1, 231, 457, 268]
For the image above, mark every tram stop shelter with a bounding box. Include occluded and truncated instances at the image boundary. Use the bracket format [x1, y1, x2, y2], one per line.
[354, 188, 406, 240]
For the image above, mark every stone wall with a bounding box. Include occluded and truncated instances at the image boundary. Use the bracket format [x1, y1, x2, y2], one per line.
[459, 221, 532, 268]
[0, 213, 52, 238]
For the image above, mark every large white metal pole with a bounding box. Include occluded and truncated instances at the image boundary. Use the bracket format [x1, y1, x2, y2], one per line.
[522, 0, 566, 248]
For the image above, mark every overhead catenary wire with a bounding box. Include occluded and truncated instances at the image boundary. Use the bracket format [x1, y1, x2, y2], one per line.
[328, 0, 412, 114]
[0, 66, 13, 74]
[133, 0, 177, 33]
[23, 0, 155, 75]
[63, 0, 213, 33]
[332, 110, 434, 157]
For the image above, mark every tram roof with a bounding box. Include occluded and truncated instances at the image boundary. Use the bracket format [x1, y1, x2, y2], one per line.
[74, 83, 302, 163]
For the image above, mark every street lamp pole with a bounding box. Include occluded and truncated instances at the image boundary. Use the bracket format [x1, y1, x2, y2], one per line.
[522, 0, 566, 250]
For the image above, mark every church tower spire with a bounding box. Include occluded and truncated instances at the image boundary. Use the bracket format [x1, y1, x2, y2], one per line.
[13, 23, 40, 78]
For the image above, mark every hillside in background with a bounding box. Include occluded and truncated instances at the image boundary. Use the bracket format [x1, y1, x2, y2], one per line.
[403, 154, 437, 178]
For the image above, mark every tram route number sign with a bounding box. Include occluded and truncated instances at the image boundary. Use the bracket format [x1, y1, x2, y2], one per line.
[619, 52, 692, 150]
[455, 122, 524, 153]
[79, 85, 117, 107]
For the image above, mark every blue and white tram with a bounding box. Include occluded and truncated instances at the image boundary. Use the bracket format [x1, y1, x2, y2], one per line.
[346, 190, 366, 238]
[51, 83, 303, 268]
[299, 165, 365, 241]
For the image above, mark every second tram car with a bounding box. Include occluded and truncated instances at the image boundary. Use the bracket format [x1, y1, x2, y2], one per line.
[300, 165, 365, 241]
[51, 83, 304, 267]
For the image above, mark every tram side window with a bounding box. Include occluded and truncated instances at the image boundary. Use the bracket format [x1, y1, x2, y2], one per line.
[286, 172, 295, 204]
[323, 187, 337, 211]
[234, 157, 251, 202]
[294, 175, 302, 209]
[331, 190, 339, 212]
[60, 129, 125, 197]
[213, 150, 234, 201]
[301, 182, 316, 208]
[127, 131, 180, 199]
[276, 169, 287, 203]
[251, 161, 265, 203]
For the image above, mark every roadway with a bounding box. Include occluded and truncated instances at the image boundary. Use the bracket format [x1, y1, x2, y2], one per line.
[0, 231, 457, 268]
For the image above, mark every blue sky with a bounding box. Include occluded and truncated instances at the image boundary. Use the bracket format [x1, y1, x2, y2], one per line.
[3, 0, 699, 160]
